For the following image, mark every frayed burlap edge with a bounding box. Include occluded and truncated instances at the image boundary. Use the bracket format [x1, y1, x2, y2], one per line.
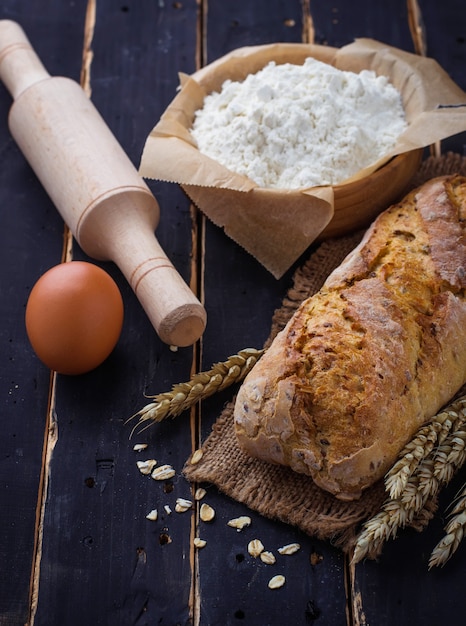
[184, 153, 466, 552]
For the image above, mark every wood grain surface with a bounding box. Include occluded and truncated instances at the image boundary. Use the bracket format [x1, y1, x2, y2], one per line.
[0, 1, 465, 625]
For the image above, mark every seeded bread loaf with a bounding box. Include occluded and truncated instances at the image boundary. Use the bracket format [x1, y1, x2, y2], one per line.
[234, 175, 466, 500]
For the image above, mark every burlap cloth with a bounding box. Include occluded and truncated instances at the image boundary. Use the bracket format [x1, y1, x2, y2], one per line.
[184, 152, 466, 552]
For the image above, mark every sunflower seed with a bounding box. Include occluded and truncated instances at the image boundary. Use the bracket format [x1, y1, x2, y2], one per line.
[268, 575, 285, 589]
[227, 516, 252, 531]
[248, 539, 265, 558]
[278, 543, 301, 555]
[151, 464, 176, 480]
[137, 459, 157, 475]
[193, 537, 207, 549]
[260, 551, 276, 565]
[175, 498, 193, 513]
[200, 503, 215, 522]
[146, 509, 158, 521]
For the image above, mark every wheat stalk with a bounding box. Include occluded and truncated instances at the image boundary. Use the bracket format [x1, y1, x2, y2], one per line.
[433, 426, 466, 483]
[352, 396, 466, 565]
[429, 485, 466, 568]
[385, 413, 454, 499]
[428, 424, 466, 568]
[130, 348, 264, 432]
[352, 468, 434, 564]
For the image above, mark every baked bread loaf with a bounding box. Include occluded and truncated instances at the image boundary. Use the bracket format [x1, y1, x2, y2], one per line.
[234, 175, 466, 500]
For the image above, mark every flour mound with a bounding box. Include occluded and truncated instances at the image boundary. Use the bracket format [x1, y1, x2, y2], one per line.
[191, 58, 407, 189]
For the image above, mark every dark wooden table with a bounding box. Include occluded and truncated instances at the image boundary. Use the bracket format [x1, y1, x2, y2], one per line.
[1, 1, 466, 625]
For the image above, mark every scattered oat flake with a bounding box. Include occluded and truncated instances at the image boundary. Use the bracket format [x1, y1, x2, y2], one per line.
[278, 543, 301, 555]
[260, 551, 276, 565]
[151, 464, 176, 480]
[194, 487, 207, 501]
[175, 498, 193, 513]
[137, 459, 157, 475]
[133, 443, 148, 452]
[164, 504, 172, 515]
[268, 575, 285, 589]
[200, 503, 215, 522]
[227, 516, 252, 531]
[193, 537, 207, 549]
[146, 509, 158, 521]
[248, 539, 265, 558]
[190, 449, 203, 465]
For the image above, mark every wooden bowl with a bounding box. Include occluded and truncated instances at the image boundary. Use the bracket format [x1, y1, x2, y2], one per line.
[185, 43, 425, 247]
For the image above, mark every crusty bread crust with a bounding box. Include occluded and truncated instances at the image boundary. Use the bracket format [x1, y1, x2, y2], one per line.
[234, 175, 466, 500]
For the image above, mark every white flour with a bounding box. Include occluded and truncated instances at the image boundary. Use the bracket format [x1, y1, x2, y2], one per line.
[191, 58, 407, 189]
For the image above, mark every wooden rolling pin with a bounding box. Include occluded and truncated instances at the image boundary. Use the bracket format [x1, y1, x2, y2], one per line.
[0, 20, 207, 347]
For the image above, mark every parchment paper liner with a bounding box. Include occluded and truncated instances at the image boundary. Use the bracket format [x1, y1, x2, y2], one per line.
[140, 39, 466, 278]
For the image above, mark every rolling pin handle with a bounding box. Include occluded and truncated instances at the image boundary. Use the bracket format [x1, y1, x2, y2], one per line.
[77, 195, 207, 347]
[0, 20, 50, 99]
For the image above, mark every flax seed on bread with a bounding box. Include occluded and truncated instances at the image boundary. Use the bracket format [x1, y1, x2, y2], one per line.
[234, 175, 466, 500]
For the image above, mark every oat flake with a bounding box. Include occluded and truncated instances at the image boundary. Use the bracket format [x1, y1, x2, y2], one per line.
[268, 574, 286, 589]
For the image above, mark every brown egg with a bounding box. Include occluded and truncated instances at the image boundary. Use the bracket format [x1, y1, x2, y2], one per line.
[25, 261, 124, 375]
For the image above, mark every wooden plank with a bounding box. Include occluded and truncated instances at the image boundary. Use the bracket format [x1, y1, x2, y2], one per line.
[30, 2, 200, 624]
[420, 0, 466, 88]
[0, 2, 87, 623]
[195, 2, 349, 624]
[310, 0, 414, 50]
[203, 0, 306, 61]
[418, 0, 466, 155]
[1, 1, 465, 625]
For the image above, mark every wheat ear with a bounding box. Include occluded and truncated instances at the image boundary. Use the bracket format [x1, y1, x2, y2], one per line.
[131, 348, 264, 432]
[352, 396, 466, 565]
[429, 484, 466, 568]
[385, 413, 455, 499]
